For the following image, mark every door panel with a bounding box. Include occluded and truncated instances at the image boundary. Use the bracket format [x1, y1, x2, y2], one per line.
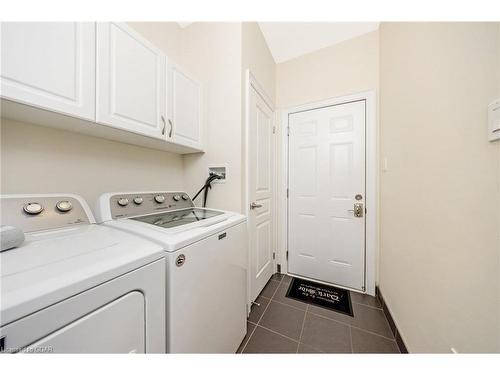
[248, 85, 275, 302]
[96, 23, 166, 139]
[25, 292, 145, 353]
[0, 22, 95, 120]
[288, 100, 366, 291]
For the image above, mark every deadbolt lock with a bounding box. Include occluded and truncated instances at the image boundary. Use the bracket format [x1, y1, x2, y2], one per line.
[353, 203, 364, 217]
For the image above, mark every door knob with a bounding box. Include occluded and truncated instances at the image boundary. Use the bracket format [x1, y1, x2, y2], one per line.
[348, 203, 364, 217]
[250, 202, 263, 210]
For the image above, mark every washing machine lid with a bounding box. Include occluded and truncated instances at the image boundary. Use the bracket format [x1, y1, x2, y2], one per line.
[1, 223, 164, 326]
[104, 210, 246, 252]
[130, 207, 224, 228]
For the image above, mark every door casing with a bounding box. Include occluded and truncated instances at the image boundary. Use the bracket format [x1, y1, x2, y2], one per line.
[279, 90, 378, 296]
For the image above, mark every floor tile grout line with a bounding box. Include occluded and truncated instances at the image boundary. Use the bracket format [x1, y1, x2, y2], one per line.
[270, 297, 308, 312]
[306, 309, 396, 341]
[349, 326, 354, 353]
[298, 342, 326, 354]
[296, 305, 308, 353]
[352, 301, 383, 311]
[239, 322, 257, 354]
[255, 323, 301, 344]
[254, 281, 280, 327]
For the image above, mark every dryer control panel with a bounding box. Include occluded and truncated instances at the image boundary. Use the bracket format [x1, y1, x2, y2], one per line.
[108, 192, 194, 219]
[0, 195, 92, 233]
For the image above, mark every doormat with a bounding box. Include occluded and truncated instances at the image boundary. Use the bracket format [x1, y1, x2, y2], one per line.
[286, 277, 353, 317]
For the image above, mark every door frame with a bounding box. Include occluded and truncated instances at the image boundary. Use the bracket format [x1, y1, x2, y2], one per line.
[244, 70, 277, 312]
[279, 90, 378, 296]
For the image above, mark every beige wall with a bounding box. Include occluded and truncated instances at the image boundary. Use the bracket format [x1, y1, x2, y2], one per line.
[379, 22, 500, 353]
[1, 22, 186, 208]
[180, 23, 244, 212]
[241, 22, 277, 212]
[242, 23, 276, 103]
[0, 119, 184, 207]
[276, 30, 379, 108]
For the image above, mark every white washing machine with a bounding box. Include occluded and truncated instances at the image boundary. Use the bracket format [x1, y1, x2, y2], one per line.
[95, 191, 247, 353]
[0, 194, 166, 353]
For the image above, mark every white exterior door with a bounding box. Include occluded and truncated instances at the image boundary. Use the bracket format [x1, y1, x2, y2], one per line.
[0, 22, 95, 120]
[167, 62, 203, 150]
[288, 100, 366, 291]
[96, 23, 166, 139]
[248, 84, 275, 303]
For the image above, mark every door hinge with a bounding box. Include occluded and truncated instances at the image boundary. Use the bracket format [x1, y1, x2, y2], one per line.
[272, 252, 275, 260]
[287, 127, 290, 136]
[286, 188, 289, 198]
[286, 251, 289, 260]
[272, 126, 276, 134]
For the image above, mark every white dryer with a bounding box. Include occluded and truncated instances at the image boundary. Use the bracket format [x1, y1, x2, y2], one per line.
[0, 194, 166, 353]
[95, 191, 247, 353]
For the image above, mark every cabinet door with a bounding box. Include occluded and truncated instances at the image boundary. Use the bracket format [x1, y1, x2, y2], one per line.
[0, 22, 95, 120]
[96, 23, 166, 140]
[167, 63, 204, 150]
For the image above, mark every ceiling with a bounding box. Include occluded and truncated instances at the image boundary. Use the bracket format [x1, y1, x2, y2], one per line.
[258, 22, 379, 63]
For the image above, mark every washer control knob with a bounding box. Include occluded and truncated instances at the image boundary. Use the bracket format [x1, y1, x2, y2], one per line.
[173, 195, 181, 202]
[56, 200, 73, 212]
[154, 195, 165, 203]
[133, 197, 143, 205]
[23, 202, 44, 215]
[182, 194, 189, 201]
[117, 198, 129, 207]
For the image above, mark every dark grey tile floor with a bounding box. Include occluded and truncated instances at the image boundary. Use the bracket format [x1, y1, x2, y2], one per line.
[237, 274, 400, 354]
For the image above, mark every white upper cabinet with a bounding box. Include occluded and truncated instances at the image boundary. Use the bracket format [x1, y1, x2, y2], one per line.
[96, 23, 167, 140]
[0, 22, 95, 120]
[167, 62, 204, 151]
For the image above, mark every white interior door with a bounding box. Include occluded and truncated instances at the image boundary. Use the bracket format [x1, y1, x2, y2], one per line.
[288, 100, 366, 291]
[248, 83, 275, 303]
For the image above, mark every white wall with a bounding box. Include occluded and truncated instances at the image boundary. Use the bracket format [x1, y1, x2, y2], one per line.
[1, 22, 186, 207]
[379, 22, 500, 353]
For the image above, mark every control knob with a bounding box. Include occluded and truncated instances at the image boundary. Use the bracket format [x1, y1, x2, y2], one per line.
[56, 200, 73, 212]
[117, 198, 129, 207]
[154, 195, 165, 203]
[133, 197, 143, 205]
[173, 195, 181, 202]
[23, 202, 44, 215]
[181, 194, 189, 201]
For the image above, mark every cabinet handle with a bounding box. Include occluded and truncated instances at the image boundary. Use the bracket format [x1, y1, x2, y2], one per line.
[168, 119, 173, 138]
[161, 116, 166, 135]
